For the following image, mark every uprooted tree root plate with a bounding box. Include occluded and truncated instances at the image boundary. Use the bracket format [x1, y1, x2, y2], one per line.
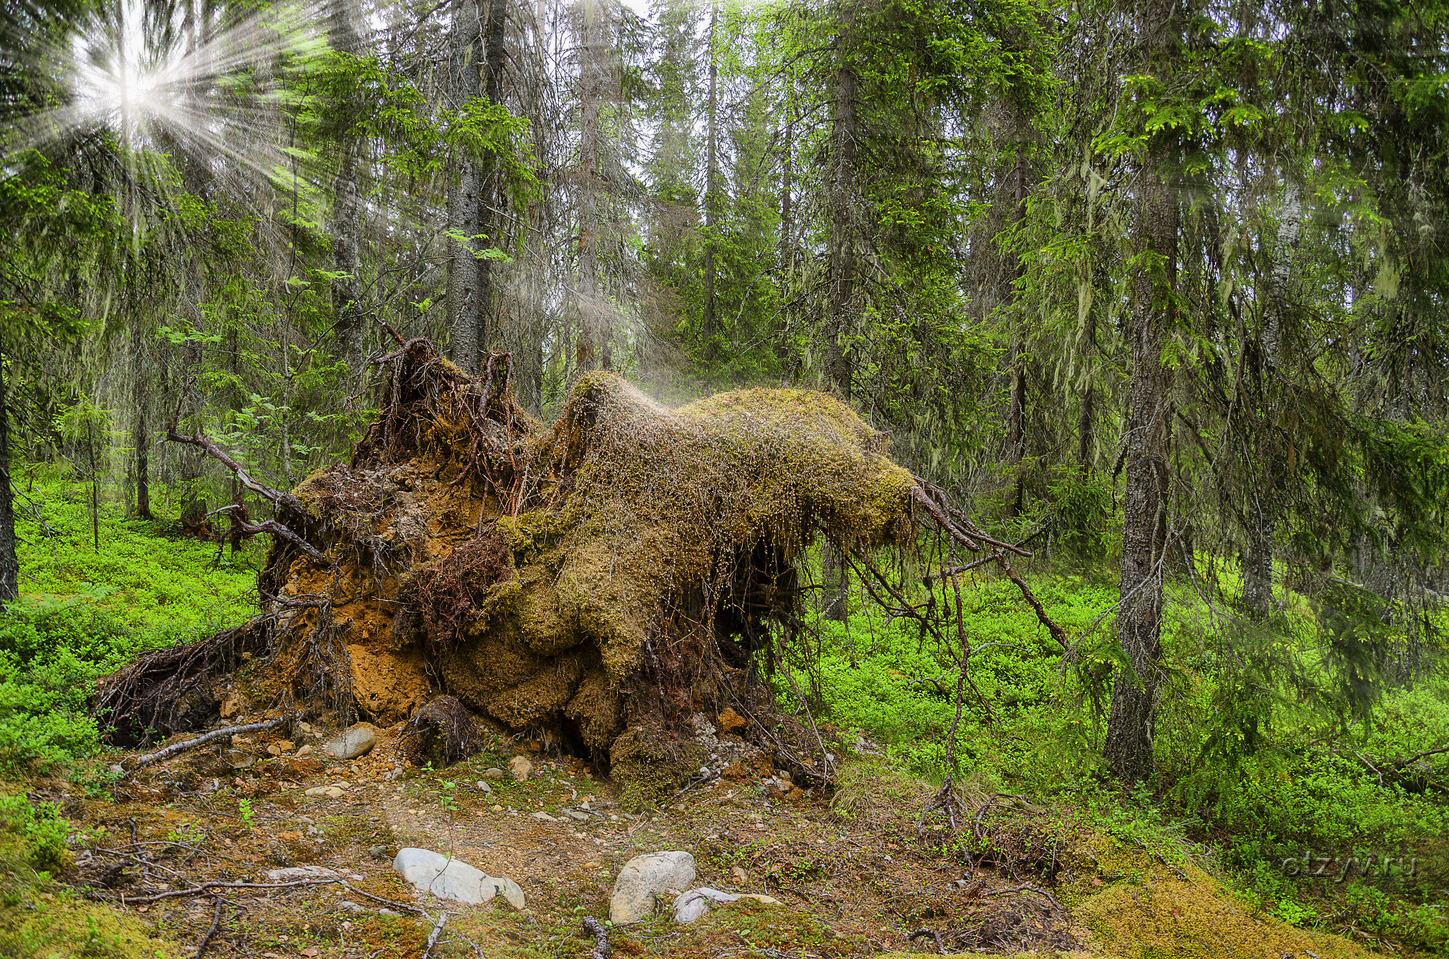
[96, 339, 1062, 801]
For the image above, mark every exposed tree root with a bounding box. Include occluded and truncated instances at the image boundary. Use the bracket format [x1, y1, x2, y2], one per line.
[103, 338, 1067, 805]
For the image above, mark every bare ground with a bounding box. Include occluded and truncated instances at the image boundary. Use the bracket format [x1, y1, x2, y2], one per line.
[51, 721, 1392, 959]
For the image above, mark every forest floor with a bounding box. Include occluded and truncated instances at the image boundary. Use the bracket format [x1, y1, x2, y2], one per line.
[41, 720, 1401, 959]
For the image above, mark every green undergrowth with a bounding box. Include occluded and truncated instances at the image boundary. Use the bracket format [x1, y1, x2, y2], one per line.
[2, 471, 260, 775]
[784, 556, 1449, 955]
[0, 790, 177, 957]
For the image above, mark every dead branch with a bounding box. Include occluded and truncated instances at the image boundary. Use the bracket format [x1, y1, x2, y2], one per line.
[582, 916, 610, 959]
[908, 928, 947, 954]
[999, 559, 1070, 650]
[165, 428, 306, 515]
[983, 883, 1065, 911]
[132, 717, 288, 769]
[911, 486, 980, 551]
[422, 911, 449, 959]
[340, 882, 426, 915]
[233, 518, 332, 567]
[193, 898, 224, 959]
[97, 878, 341, 905]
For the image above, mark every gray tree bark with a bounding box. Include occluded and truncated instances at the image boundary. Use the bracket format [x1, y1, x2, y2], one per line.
[0, 347, 16, 603]
[821, 4, 859, 623]
[329, 0, 366, 369]
[700, 0, 719, 367]
[1103, 0, 1179, 784]
[447, 0, 485, 374]
[1243, 178, 1301, 620]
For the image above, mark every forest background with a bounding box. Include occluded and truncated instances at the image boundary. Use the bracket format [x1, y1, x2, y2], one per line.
[1, 0, 1448, 953]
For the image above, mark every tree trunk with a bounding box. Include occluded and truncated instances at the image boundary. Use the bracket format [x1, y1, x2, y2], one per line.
[821, 11, 859, 623]
[329, 0, 366, 370]
[1103, 0, 1179, 783]
[446, 0, 485, 375]
[574, 0, 606, 372]
[1005, 340, 1026, 516]
[1244, 178, 1300, 620]
[472, 0, 509, 359]
[1003, 138, 1031, 517]
[826, 53, 857, 398]
[780, 92, 794, 272]
[0, 347, 16, 603]
[701, 0, 719, 367]
[131, 317, 151, 520]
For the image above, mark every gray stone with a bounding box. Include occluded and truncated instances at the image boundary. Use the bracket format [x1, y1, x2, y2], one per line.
[223, 749, 255, 769]
[324, 724, 376, 760]
[392, 847, 524, 909]
[609, 852, 696, 924]
[673, 887, 783, 924]
[673, 887, 736, 923]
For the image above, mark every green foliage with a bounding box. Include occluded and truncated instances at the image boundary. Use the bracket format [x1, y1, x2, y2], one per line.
[0, 788, 176, 957]
[0, 793, 71, 875]
[1046, 469, 1117, 565]
[0, 474, 257, 773]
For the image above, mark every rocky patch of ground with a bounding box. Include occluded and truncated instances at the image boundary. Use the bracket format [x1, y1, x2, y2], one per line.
[48, 719, 1390, 959]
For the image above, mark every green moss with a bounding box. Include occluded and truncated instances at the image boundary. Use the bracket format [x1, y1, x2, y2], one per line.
[0, 791, 177, 958]
[1066, 835, 1381, 959]
[609, 725, 706, 812]
[0, 896, 178, 959]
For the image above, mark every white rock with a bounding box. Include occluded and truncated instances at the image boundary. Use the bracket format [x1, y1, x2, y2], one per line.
[392, 848, 524, 909]
[324, 725, 376, 760]
[673, 887, 783, 923]
[609, 851, 696, 924]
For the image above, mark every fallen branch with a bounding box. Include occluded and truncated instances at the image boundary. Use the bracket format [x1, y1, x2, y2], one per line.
[581, 916, 610, 959]
[908, 928, 947, 954]
[232, 518, 332, 567]
[193, 898, 224, 959]
[132, 717, 288, 769]
[421, 911, 449, 959]
[340, 882, 427, 915]
[165, 428, 306, 515]
[983, 883, 1064, 911]
[999, 559, 1070, 650]
[100, 878, 339, 905]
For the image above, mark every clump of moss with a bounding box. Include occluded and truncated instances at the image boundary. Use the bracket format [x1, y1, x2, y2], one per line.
[610, 725, 707, 813]
[1065, 834, 1381, 959]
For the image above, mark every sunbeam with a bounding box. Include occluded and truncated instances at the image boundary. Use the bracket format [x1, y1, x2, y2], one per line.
[4, 0, 357, 256]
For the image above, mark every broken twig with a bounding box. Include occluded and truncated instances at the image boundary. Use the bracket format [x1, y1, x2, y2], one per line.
[193, 898, 224, 959]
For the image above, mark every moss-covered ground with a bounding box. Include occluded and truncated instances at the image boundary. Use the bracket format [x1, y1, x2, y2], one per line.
[1, 474, 1446, 957]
